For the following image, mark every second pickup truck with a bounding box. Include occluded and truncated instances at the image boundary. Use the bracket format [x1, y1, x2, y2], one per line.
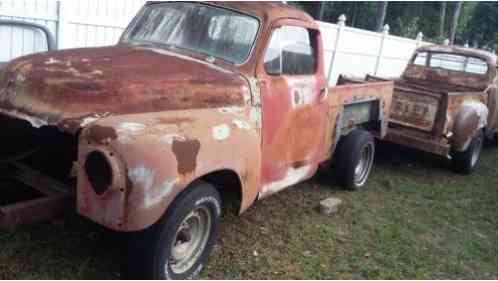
[375, 45, 497, 174]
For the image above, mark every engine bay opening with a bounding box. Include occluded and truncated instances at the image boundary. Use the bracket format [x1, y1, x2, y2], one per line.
[0, 114, 78, 184]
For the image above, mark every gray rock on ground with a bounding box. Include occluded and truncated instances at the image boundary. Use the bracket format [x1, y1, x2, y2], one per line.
[320, 197, 342, 216]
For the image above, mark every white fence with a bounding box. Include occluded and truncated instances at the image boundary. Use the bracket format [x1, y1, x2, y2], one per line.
[0, 0, 145, 49]
[0, 0, 431, 84]
[319, 16, 430, 85]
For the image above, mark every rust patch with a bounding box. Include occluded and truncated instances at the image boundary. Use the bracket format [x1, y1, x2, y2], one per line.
[85, 125, 118, 145]
[0, 45, 247, 134]
[292, 160, 307, 168]
[157, 117, 194, 124]
[172, 139, 201, 175]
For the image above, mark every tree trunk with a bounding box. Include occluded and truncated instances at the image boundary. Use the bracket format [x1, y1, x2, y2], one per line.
[318, 2, 327, 21]
[449, 2, 462, 44]
[303, 2, 325, 20]
[375, 2, 388, 32]
[439, 2, 447, 38]
[351, 2, 358, 27]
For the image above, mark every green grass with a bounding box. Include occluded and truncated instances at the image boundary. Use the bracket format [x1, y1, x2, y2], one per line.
[1, 142, 497, 279]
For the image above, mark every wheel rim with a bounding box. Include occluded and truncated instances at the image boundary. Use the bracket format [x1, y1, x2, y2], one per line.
[471, 136, 483, 167]
[168, 206, 212, 275]
[354, 142, 375, 187]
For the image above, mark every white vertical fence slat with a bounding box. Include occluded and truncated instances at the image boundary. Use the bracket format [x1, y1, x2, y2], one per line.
[0, 1, 432, 84]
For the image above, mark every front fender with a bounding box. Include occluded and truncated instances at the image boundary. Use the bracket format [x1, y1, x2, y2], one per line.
[451, 101, 488, 152]
[77, 107, 261, 231]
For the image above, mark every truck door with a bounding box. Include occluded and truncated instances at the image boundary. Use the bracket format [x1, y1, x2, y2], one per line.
[257, 23, 328, 197]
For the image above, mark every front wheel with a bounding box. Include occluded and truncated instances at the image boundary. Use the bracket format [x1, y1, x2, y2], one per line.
[334, 129, 376, 190]
[126, 181, 222, 279]
[452, 130, 484, 175]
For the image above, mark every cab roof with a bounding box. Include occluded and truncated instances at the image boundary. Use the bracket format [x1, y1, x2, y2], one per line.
[211, 2, 314, 23]
[416, 44, 497, 66]
[145, 1, 315, 25]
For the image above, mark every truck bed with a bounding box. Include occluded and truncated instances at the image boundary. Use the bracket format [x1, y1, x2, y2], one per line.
[380, 78, 487, 156]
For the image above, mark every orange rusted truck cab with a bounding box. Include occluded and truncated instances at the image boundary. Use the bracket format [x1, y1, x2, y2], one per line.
[75, 2, 393, 231]
[0, 2, 393, 278]
[379, 45, 498, 174]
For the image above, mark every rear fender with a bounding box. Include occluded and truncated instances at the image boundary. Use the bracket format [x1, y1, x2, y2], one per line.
[333, 81, 393, 139]
[451, 101, 488, 152]
[77, 108, 261, 231]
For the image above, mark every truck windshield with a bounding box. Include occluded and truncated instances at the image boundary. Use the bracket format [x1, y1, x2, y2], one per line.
[122, 2, 259, 64]
[413, 52, 489, 75]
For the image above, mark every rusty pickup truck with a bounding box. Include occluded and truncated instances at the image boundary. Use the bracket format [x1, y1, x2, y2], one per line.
[0, 2, 393, 279]
[376, 45, 497, 174]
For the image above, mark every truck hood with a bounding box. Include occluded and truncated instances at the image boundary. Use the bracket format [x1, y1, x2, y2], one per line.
[0, 45, 247, 133]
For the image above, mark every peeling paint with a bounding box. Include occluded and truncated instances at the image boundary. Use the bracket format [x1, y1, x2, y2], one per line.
[212, 124, 231, 140]
[218, 107, 244, 115]
[79, 112, 111, 128]
[44, 58, 63, 65]
[250, 107, 261, 128]
[144, 178, 177, 208]
[16, 73, 26, 84]
[116, 122, 147, 143]
[461, 100, 489, 129]
[232, 119, 251, 130]
[80, 117, 99, 127]
[261, 165, 312, 196]
[159, 134, 186, 145]
[128, 166, 155, 193]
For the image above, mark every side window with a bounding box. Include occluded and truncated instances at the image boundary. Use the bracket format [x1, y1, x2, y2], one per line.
[264, 26, 316, 75]
[412, 52, 427, 66]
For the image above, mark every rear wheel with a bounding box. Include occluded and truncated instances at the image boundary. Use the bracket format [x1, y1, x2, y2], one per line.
[126, 181, 221, 279]
[452, 130, 484, 175]
[334, 129, 376, 190]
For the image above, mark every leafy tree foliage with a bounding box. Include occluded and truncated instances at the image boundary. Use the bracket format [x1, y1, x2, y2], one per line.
[467, 2, 498, 49]
[290, 1, 495, 51]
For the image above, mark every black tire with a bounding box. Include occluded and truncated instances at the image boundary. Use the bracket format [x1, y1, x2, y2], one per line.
[493, 132, 498, 146]
[125, 181, 222, 280]
[452, 130, 484, 175]
[334, 129, 376, 190]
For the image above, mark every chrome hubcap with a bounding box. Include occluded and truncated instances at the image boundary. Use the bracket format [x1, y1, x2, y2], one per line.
[471, 136, 483, 167]
[354, 142, 375, 187]
[168, 206, 212, 275]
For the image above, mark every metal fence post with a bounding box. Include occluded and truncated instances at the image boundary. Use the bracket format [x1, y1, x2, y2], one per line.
[416, 32, 424, 47]
[56, 0, 68, 49]
[374, 24, 389, 76]
[326, 14, 346, 85]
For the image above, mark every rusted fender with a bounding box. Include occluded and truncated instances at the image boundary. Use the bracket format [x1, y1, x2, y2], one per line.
[77, 107, 261, 231]
[451, 100, 488, 151]
[333, 81, 394, 137]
